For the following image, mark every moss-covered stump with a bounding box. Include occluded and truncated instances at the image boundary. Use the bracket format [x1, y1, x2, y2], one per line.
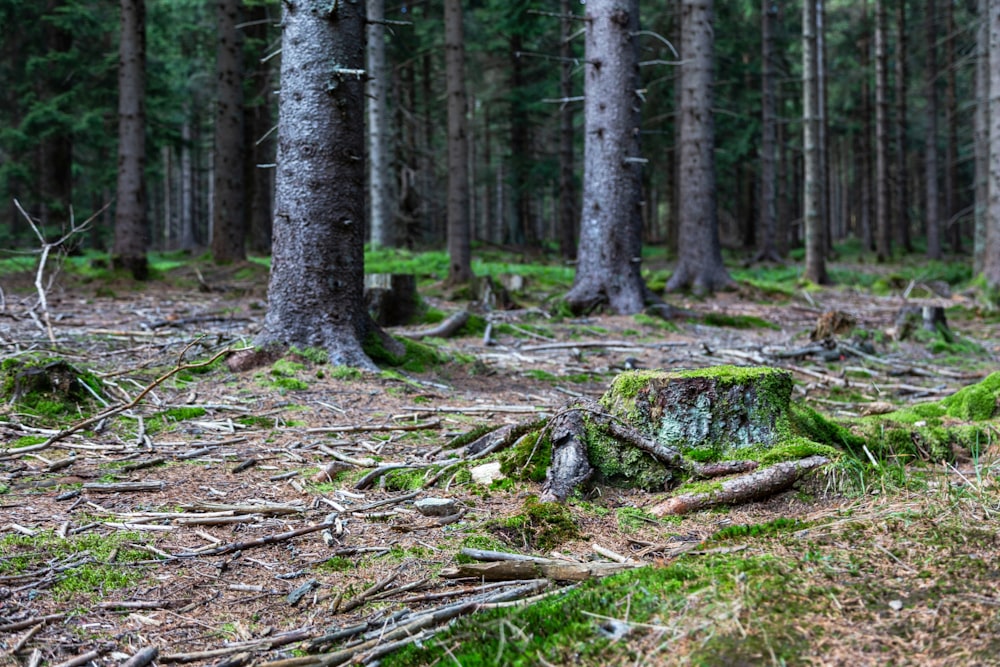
[1, 356, 100, 423]
[601, 366, 793, 457]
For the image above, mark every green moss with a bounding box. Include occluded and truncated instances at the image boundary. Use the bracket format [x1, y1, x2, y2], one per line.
[615, 506, 678, 532]
[364, 333, 449, 373]
[382, 469, 426, 492]
[707, 517, 806, 542]
[456, 534, 509, 563]
[1, 356, 103, 425]
[585, 418, 672, 490]
[317, 556, 354, 572]
[499, 427, 552, 483]
[490, 496, 580, 551]
[757, 438, 840, 464]
[941, 372, 1000, 421]
[524, 369, 558, 382]
[788, 403, 866, 452]
[10, 435, 47, 449]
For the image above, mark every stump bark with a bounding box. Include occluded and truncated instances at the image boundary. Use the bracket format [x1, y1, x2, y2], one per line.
[364, 274, 419, 326]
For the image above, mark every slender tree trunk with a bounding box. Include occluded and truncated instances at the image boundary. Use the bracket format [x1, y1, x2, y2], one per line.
[509, 30, 534, 248]
[367, 0, 391, 249]
[802, 0, 827, 283]
[258, 0, 400, 368]
[113, 0, 148, 279]
[212, 0, 247, 263]
[558, 0, 577, 261]
[666, 0, 733, 294]
[925, 0, 942, 259]
[859, 0, 874, 252]
[944, 0, 960, 253]
[39, 0, 73, 226]
[445, 0, 472, 283]
[816, 0, 831, 252]
[975, 0, 989, 274]
[894, 0, 911, 253]
[565, 0, 648, 313]
[875, 0, 892, 261]
[755, 0, 781, 263]
[244, 2, 275, 255]
[985, 0, 1000, 289]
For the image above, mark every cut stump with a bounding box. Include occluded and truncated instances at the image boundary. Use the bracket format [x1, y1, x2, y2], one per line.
[365, 274, 419, 326]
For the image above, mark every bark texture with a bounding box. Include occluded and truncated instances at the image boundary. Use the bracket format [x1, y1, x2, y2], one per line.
[755, 0, 781, 263]
[666, 0, 733, 295]
[802, 0, 826, 283]
[113, 0, 148, 280]
[564, 0, 648, 314]
[212, 0, 246, 263]
[367, 0, 391, 249]
[875, 0, 892, 261]
[257, 0, 400, 368]
[445, 0, 472, 283]
[987, 0, 1000, 290]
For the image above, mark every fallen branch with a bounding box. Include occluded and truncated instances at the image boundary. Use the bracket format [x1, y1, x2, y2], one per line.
[172, 521, 335, 558]
[440, 559, 635, 582]
[649, 455, 830, 516]
[399, 310, 470, 340]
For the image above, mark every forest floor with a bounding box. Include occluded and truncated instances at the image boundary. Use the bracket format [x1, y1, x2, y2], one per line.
[1, 256, 999, 666]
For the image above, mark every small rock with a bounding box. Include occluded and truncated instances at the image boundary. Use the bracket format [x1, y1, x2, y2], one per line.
[470, 461, 504, 485]
[889, 599, 903, 611]
[414, 498, 459, 517]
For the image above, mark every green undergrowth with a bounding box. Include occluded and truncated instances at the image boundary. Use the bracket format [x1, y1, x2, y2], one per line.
[488, 496, 580, 551]
[699, 312, 780, 330]
[383, 490, 1000, 667]
[363, 333, 450, 373]
[0, 355, 104, 425]
[0, 530, 152, 598]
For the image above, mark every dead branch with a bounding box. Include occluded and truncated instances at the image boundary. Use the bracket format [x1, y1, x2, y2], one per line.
[649, 455, 830, 516]
[172, 521, 336, 558]
[399, 310, 470, 340]
[120, 647, 159, 667]
[440, 559, 635, 582]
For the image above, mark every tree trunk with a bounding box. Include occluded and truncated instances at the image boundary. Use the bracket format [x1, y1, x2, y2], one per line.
[803, 0, 827, 283]
[894, 0, 911, 253]
[925, 0, 941, 260]
[564, 0, 649, 314]
[816, 0, 831, 253]
[666, 0, 733, 295]
[858, 0, 874, 252]
[509, 29, 534, 249]
[558, 0, 577, 261]
[975, 0, 989, 274]
[367, 0, 391, 249]
[257, 0, 401, 368]
[985, 0, 1000, 289]
[875, 0, 892, 261]
[244, 1, 275, 255]
[943, 0, 960, 254]
[212, 0, 246, 264]
[445, 0, 472, 284]
[113, 0, 148, 280]
[179, 119, 196, 251]
[754, 0, 781, 263]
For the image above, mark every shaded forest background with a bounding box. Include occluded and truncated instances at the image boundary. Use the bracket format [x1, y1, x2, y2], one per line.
[0, 0, 989, 277]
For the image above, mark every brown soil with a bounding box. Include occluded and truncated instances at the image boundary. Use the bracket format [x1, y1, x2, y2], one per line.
[1, 262, 998, 666]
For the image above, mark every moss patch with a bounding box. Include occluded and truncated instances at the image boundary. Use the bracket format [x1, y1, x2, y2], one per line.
[489, 496, 580, 551]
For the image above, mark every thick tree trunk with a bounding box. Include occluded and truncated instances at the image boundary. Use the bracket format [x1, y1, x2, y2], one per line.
[925, 0, 941, 260]
[875, 0, 892, 261]
[445, 0, 472, 284]
[257, 1, 401, 368]
[212, 0, 246, 264]
[113, 0, 148, 280]
[666, 0, 733, 295]
[367, 0, 391, 249]
[803, 0, 827, 282]
[564, 0, 648, 314]
[754, 0, 781, 263]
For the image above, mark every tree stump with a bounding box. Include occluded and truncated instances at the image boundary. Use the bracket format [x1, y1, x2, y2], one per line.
[893, 305, 952, 342]
[364, 274, 419, 326]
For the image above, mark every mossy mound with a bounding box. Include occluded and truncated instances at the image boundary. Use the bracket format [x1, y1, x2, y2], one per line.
[853, 372, 1000, 462]
[0, 356, 101, 424]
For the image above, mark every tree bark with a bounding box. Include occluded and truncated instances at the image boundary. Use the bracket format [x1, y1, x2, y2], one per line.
[858, 0, 874, 252]
[113, 0, 148, 280]
[754, 0, 781, 263]
[925, 0, 942, 260]
[985, 0, 1000, 289]
[975, 0, 989, 274]
[894, 0, 911, 253]
[558, 0, 577, 261]
[875, 0, 892, 261]
[445, 0, 472, 284]
[803, 0, 827, 282]
[564, 0, 649, 314]
[666, 0, 733, 295]
[367, 0, 392, 249]
[212, 0, 246, 264]
[257, 0, 401, 368]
